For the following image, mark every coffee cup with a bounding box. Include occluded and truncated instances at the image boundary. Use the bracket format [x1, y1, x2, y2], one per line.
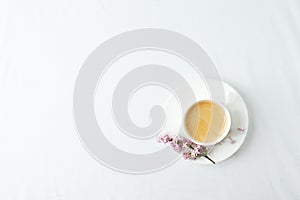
[182, 100, 231, 146]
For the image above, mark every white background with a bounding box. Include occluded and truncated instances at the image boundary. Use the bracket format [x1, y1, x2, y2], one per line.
[1, 0, 300, 199]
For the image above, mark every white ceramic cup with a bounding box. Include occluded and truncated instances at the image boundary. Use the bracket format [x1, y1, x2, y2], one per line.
[182, 100, 231, 146]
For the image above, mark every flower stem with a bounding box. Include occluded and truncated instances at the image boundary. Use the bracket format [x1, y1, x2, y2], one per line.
[204, 155, 215, 164]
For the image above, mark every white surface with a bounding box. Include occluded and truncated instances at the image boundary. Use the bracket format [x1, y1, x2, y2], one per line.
[1, 0, 300, 199]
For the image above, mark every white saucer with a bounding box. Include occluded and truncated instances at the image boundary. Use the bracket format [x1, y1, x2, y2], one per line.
[163, 79, 249, 164]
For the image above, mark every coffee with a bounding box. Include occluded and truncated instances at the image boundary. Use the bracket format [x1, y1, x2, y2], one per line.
[184, 101, 229, 143]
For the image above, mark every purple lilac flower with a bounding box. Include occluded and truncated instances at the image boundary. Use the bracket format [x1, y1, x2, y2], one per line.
[191, 149, 198, 157]
[170, 143, 182, 152]
[182, 151, 196, 160]
[182, 151, 191, 159]
[170, 135, 185, 152]
[182, 142, 189, 149]
[183, 150, 197, 160]
[156, 134, 171, 144]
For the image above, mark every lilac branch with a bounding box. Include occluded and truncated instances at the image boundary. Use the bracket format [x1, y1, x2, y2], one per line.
[156, 134, 215, 164]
